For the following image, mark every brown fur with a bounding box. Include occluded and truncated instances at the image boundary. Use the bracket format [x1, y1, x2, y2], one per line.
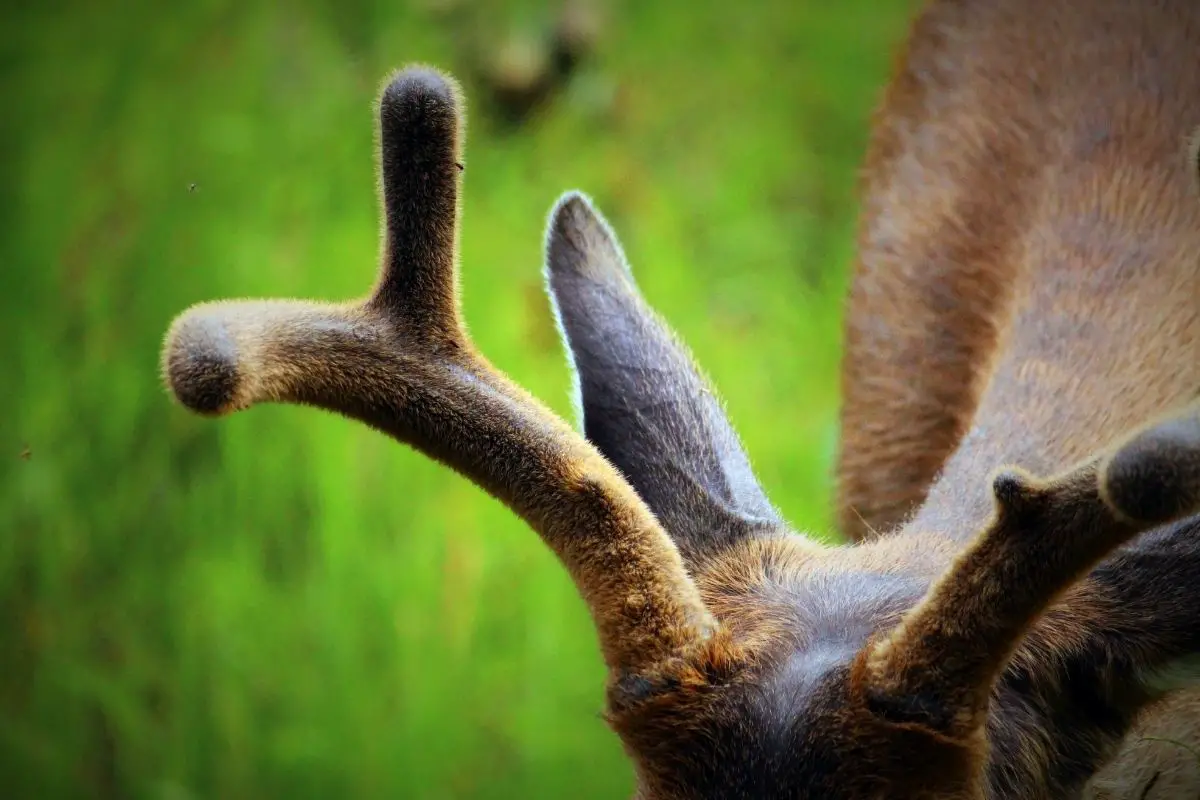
[836, 0, 1200, 795]
[161, 2, 1200, 796]
[837, 0, 1200, 541]
[162, 68, 718, 678]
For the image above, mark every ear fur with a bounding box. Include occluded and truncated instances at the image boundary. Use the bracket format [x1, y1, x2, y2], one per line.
[543, 192, 783, 565]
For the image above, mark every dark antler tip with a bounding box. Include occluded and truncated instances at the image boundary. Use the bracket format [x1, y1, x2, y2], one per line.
[991, 468, 1035, 508]
[163, 315, 241, 415]
[381, 66, 459, 116]
[1102, 414, 1200, 525]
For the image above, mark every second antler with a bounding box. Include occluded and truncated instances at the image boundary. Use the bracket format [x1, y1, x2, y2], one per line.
[865, 402, 1200, 738]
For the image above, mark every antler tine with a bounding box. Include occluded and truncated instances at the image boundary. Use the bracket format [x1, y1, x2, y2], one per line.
[370, 67, 462, 336]
[160, 66, 719, 678]
[864, 403, 1200, 737]
[1101, 404, 1200, 526]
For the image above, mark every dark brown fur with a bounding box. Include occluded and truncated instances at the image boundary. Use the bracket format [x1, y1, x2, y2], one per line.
[162, 1, 1200, 796]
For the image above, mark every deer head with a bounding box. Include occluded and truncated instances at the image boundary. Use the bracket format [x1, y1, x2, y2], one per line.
[161, 67, 1200, 798]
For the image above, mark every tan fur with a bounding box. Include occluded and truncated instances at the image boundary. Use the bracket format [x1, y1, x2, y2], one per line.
[161, 4, 1200, 796]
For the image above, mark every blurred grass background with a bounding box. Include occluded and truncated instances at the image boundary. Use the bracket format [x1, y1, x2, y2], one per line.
[1, 0, 917, 797]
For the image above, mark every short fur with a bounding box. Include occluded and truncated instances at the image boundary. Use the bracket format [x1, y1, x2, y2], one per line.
[835, 0, 1200, 795]
[162, 2, 1200, 796]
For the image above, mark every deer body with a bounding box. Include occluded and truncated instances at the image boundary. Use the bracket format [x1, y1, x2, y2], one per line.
[839, 0, 1200, 794]
[161, 1, 1200, 797]
[840, 0, 1200, 547]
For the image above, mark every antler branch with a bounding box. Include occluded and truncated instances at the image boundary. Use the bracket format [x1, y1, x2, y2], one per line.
[160, 67, 717, 677]
[865, 403, 1200, 735]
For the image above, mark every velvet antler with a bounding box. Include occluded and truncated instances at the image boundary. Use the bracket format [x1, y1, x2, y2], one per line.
[160, 67, 719, 680]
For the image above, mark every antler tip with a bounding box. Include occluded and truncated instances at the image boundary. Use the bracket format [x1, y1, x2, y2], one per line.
[1101, 411, 1200, 525]
[990, 466, 1041, 514]
[379, 64, 462, 125]
[161, 308, 242, 416]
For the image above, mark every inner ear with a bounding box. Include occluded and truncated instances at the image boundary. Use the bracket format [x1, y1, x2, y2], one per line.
[543, 192, 785, 566]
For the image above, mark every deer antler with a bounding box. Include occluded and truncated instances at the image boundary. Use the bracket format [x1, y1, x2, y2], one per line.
[160, 66, 718, 679]
[865, 403, 1200, 736]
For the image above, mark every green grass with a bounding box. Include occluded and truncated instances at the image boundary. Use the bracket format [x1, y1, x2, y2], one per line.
[1, 1, 916, 796]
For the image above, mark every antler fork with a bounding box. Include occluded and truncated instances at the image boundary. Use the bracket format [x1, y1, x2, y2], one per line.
[866, 403, 1200, 737]
[160, 67, 720, 682]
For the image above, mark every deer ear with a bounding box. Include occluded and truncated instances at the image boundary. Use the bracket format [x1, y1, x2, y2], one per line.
[543, 192, 783, 564]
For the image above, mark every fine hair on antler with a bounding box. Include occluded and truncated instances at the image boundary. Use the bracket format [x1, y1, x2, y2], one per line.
[866, 414, 1200, 738]
[162, 68, 725, 687]
[163, 1, 1200, 792]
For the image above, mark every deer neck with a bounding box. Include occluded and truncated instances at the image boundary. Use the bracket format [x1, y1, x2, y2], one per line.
[906, 180, 1199, 540]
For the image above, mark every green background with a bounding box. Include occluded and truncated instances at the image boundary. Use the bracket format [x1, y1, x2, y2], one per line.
[2, 0, 917, 796]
